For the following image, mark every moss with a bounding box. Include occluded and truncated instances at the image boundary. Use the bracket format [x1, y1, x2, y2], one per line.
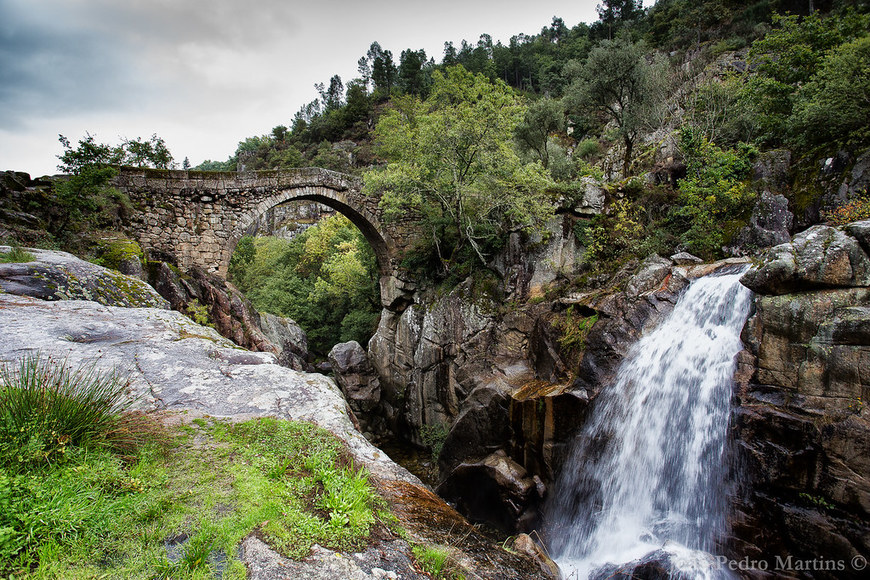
[98, 238, 144, 271]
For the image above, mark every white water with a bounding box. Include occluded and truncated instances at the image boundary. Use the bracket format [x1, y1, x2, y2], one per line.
[546, 270, 753, 579]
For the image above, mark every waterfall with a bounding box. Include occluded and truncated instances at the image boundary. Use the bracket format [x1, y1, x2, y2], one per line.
[546, 270, 753, 579]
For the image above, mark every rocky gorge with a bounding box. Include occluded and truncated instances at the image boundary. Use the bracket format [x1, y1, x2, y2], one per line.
[3, 147, 870, 578]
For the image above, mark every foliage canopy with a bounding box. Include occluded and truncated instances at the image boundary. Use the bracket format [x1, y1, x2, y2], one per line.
[364, 66, 554, 276]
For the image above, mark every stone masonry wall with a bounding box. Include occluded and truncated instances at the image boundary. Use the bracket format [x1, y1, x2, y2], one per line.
[113, 167, 416, 279]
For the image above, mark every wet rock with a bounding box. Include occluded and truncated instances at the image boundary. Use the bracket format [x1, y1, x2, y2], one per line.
[510, 381, 590, 481]
[329, 341, 381, 413]
[511, 534, 561, 579]
[733, 283, 870, 569]
[0, 247, 169, 308]
[590, 547, 720, 580]
[625, 254, 673, 296]
[437, 450, 542, 533]
[741, 225, 870, 295]
[439, 381, 511, 474]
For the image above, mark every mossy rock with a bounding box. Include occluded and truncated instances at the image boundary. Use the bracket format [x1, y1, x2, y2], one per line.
[98, 238, 144, 271]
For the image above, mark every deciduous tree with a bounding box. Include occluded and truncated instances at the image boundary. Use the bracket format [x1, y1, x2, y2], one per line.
[364, 66, 554, 274]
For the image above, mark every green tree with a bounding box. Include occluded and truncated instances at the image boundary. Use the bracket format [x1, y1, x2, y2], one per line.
[398, 49, 430, 95]
[364, 66, 554, 274]
[514, 97, 565, 169]
[54, 134, 120, 234]
[563, 37, 667, 177]
[740, 10, 870, 145]
[119, 134, 174, 169]
[669, 127, 758, 258]
[230, 216, 380, 353]
[597, 0, 643, 39]
[790, 35, 870, 149]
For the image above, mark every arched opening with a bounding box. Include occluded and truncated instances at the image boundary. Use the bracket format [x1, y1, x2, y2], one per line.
[227, 197, 383, 358]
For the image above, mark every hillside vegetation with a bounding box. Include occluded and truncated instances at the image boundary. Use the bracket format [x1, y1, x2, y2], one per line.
[7, 0, 868, 352]
[219, 0, 869, 347]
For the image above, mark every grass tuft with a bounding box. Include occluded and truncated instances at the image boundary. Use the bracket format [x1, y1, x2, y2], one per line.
[0, 245, 35, 263]
[0, 354, 134, 471]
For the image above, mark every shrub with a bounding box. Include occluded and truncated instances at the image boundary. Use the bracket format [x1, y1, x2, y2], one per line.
[823, 195, 870, 227]
[0, 355, 133, 471]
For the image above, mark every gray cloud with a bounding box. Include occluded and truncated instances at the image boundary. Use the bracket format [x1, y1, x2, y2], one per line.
[0, 1, 142, 128]
[1, 0, 606, 175]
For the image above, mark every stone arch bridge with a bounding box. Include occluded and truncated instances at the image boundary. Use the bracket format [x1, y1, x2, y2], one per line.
[114, 167, 418, 305]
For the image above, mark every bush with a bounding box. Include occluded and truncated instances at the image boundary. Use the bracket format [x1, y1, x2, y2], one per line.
[670, 127, 758, 258]
[0, 355, 133, 471]
[823, 195, 870, 227]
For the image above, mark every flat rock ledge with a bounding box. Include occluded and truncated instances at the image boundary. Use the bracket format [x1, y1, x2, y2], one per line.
[0, 293, 413, 485]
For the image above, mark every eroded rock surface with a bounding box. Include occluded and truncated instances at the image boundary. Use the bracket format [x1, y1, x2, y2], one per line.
[742, 225, 870, 294]
[733, 225, 870, 572]
[0, 246, 169, 308]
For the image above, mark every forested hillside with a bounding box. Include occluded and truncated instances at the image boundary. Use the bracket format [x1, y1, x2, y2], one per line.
[220, 0, 869, 349]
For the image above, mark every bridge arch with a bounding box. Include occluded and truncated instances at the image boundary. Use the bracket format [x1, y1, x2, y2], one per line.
[228, 186, 395, 278]
[114, 167, 415, 285]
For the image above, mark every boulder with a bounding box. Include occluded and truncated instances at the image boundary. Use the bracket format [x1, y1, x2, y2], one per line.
[669, 251, 703, 265]
[328, 341, 381, 413]
[572, 176, 606, 217]
[625, 254, 673, 296]
[731, 190, 793, 254]
[436, 449, 542, 533]
[741, 225, 870, 295]
[146, 262, 310, 370]
[259, 312, 309, 371]
[752, 149, 792, 192]
[836, 148, 870, 204]
[0, 292, 412, 484]
[844, 220, 870, 256]
[438, 381, 511, 474]
[0, 247, 168, 309]
[734, 284, 870, 567]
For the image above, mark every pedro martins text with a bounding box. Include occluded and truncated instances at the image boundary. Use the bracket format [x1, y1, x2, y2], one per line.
[716, 554, 867, 572]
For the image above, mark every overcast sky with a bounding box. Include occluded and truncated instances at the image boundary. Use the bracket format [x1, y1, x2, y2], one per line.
[1, 0, 612, 176]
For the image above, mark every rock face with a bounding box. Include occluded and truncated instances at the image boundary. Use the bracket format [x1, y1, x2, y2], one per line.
[146, 260, 310, 371]
[0, 246, 168, 308]
[731, 190, 794, 253]
[733, 225, 870, 573]
[0, 292, 410, 484]
[368, 215, 750, 532]
[0, 258, 549, 579]
[243, 201, 336, 241]
[329, 341, 382, 416]
[436, 450, 545, 534]
[741, 225, 870, 295]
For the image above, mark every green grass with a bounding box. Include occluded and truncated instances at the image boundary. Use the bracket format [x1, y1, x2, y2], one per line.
[0, 412, 389, 578]
[0, 245, 36, 263]
[0, 355, 460, 578]
[0, 354, 134, 472]
[412, 544, 465, 579]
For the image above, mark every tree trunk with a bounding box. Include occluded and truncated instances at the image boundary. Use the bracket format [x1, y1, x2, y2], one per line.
[623, 136, 634, 178]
